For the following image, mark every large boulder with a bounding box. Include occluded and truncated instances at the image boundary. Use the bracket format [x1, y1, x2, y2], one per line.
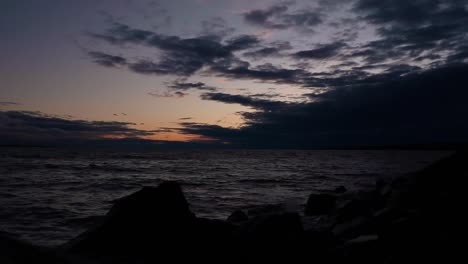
[334, 186, 347, 194]
[305, 194, 337, 216]
[234, 212, 305, 260]
[65, 181, 231, 261]
[247, 203, 288, 217]
[227, 210, 248, 224]
[238, 212, 303, 240]
[338, 151, 466, 263]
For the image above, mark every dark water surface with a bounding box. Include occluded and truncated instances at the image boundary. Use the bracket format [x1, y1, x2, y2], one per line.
[0, 147, 450, 246]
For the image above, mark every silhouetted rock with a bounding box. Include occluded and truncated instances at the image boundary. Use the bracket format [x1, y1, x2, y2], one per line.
[333, 198, 371, 222]
[239, 212, 303, 240]
[345, 234, 379, 246]
[332, 216, 374, 240]
[236, 212, 305, 260]
[65, 181, 197, 260]
[343, 234, 381, 264]
[247, 203, 287, 217]
[227, 210, 248, 224]
[305, 194, 337, 216]
[334, 186, 347, 193]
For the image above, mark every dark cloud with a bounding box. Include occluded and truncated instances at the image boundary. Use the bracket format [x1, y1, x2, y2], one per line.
[209, 60, 310, 86]
[243, 3, 290, 29]
[354, 0, 467, 27]
[242, 41, 292, 58]
[349, 0, 468, 63]
[148, 91, 187, 98]
[128, 56, 203, 76]
[281, 11, 323, 28]
[200, 17, 236, 40]
[89, 23, 260, 76]
[92, 22, 258, 56]
[88, 51, 127, 68]
[293, 42, 346, 60]
[243, 2, 323, 30]
[0, 111, 156, 145]
[200, 92, 287, 110]
[248, 93, 282, 98]
[0, 102, 20, 106]
[224, 35, 260, 51]
[174, 91, 187, 97]
[179, 63, 468, 148]
[167, 80, 216, 91]
[243, 47, 283, 58]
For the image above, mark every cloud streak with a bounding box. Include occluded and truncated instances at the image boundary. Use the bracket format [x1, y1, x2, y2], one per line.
[243, 2, 323, 31]
[0, 101, 20, 107]
[0, 111, 157, 145]
[88, 23, 261, 76]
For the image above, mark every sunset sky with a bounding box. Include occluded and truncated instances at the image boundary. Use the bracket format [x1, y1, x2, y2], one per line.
[1, 0, 468, 148]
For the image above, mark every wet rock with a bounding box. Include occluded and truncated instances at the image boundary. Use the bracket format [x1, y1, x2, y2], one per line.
[305, 194, 337, 216]
[227, 210, 248, 224]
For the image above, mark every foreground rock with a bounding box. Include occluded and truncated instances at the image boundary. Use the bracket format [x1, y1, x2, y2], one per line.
[64, 181, 235, 262]
[305, 193, 337, 215]
[330, 150, 466, 263]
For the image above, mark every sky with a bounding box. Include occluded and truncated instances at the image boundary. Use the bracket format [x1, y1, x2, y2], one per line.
[1, 0, 468, 148]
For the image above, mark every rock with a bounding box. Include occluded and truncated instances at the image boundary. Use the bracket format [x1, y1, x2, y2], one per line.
[64, 181, 241, 262]
[333, 193, 378, 222]
[302, 215, 333, 233]
[192, 218, 235, 242]
[343, 234, 381, 264]
[65, 181, 197, 257]
[238, 212, 303, 241]
[235, 212, 305, 260]
[345, 234, 379, 245]
[332, 216, 372, 239]
[334, 186, 347, 193]
[305, 194, 337, 216]
[227, 210, 248, 224]
[247, 204, 287, 217]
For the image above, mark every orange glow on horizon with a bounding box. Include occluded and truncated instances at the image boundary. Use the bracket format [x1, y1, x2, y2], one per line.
[142, 131, 217, 142]
[100, 131, 217, 142]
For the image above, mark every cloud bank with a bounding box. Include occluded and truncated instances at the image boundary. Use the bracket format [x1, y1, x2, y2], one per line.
[82, 0, 468, 148]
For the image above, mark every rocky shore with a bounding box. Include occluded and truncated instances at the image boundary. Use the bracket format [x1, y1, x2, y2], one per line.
[1, 151, 464, 263]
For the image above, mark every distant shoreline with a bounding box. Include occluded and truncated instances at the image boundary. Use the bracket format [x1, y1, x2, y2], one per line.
[0, 143, 465, 151]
